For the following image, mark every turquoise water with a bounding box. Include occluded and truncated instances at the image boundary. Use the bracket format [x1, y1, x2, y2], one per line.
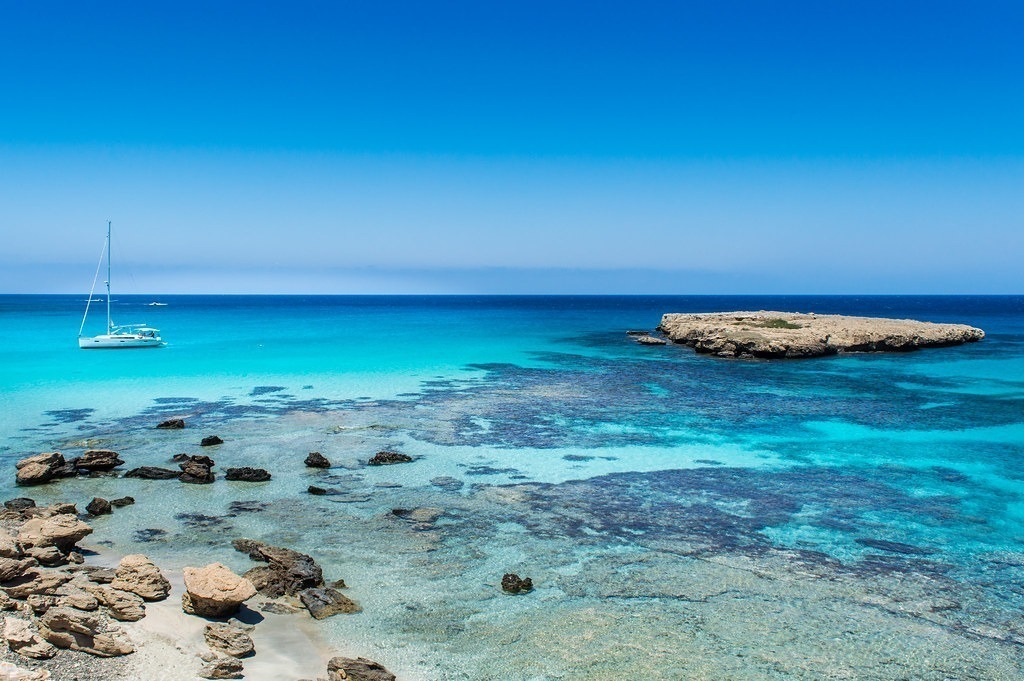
[2, 295, 1023, 678]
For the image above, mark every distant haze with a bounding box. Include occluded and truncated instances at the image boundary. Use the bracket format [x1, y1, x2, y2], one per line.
[2, 2, 1022, 294]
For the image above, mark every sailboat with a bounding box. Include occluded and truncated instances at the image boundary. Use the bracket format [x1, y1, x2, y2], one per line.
[78, 221, 165, 349]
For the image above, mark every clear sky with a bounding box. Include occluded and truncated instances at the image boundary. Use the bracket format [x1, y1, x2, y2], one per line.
[1, 1, 1022, 294]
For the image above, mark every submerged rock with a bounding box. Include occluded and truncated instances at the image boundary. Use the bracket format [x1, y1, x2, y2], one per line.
[367, 451, 413, 466]
[501, 573, 533, 594]
[326, 656, 396, 681]
[111, 554, 171, 601]
[110, 496, 135, 507]
[307, 486, 329, 495]
[200, 436, 224, 447]
[124, 466, 180, 480]
[224, 467, 271, 482]
[304, 452, 331, 468]
[182, 563, 256, 618]
[86, 498, 112, 516]
[156, 418, 185, 429]
[299, 587, 361, 619]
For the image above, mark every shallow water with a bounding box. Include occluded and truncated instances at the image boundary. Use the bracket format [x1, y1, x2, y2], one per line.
[2, 295, 1023, 678]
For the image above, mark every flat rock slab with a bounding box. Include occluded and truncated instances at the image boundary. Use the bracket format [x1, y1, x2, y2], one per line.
[658, 311, 984, 359]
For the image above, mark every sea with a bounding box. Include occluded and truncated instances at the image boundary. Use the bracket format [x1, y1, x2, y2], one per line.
[1, 294, 1023, 679]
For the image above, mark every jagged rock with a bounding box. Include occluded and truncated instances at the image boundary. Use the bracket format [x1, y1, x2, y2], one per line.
[14, 453, 66, 486]
[367, 451, 412, 466]
[233, 539, 323, 597]
[224, 467, 271, 482]
[110, 497, 135, 507]
[3, 499, 35, 511]
[124, 466, 180, 480]
[82, 584, 145, 622]
[156, 418, 185, 429]
[326, 657, 396, 681]
[86, 498, 112, 516]
[4, 570, 71, 599]
[75, 450, 124, 472]
[200, 436, 224, 447]
[59, 588, 99, 612]
[204, 622, 255, 658]
[179, 460, 215, 484]
[634, 334, 668, 346]
[24, 547, 64, 567]
[3, 617, 56, 660]
[501, 573, 533, 594]
[182, 564, 256, 617]
[17, 514, 92, 551]
[37, 606, 134, 657]
[111, 554, 170, 601]
[66, 552, 84, 565]
[26, 595, 59, 615]
[305, 452, 331, 468]
[189, 455, 216, 467]
[0, 591, 20, 610]
[299, 587, 361, 619]
[199, 656, 244, 679]
[0, 558, 35, 583]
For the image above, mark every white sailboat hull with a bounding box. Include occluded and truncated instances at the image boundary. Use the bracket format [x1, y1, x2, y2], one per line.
[78, 334, 164, 349]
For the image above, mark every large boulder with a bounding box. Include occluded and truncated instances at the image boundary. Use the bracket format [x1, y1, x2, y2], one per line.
[224, 468, 271, 482]
[232, 539, 323, 597]
[15, 453, 66, 486]
[299, 587, 361, 619]
[204, 622, 254, 658]
[110, 554, 170, 601]
[17, 514, 92, 551]
[82, 584, 146, 622]
[3, 617, 56, 660]
[124, 466, 180, 480]
[181, 564, 256, 618]
[326, 657, 396, 681]
[37, 607, 134, 657]
[75, 450, 124, 472]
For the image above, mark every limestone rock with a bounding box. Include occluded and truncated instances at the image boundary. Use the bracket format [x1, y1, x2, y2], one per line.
[367, 451, 412, 466]
[26, 595, 59, 615]
[83, 584, 146, 622]
[326, 657, 396, 681]
[24, 547, 63, 567]
[0, 530, 20, 560]
[299, 587, 361, 619]
[658, 311, 986, 359]
[204, 622, 254, 658]
[634, 334, 667, 345]
[37, 606, 134, 657]
[233, 539, 323, 597]
[0, 591, 20, 611]
[59, 588, 99, 612]
[0, 558, 36, 583]
[3, 569, 72, 599]
[86, 498, 112, 516]
[3, 617, 56, 660]
[156, 418, 185, 429]
[224, 467, 271, 482]
[501, 573, 533, 594]
[17, 514, 92, 551]
[14, 453, 66, 486]
[305, 452, 331, 468]
[199, 656, 244, 679]
[3, 499, 35, 512]
[111, 554, 170, 601]
[179, 460, 215, 484]
[182, 564, 256, 617]
[75, 450, 124, 472]
[0, 660, 51, 680]
[124, 466, 180, 480]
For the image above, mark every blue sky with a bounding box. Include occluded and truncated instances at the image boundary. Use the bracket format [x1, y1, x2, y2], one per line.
[1, 1, 1022, 293]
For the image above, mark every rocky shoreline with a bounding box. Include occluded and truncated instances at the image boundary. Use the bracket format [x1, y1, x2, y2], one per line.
[653, 311, 985, 359]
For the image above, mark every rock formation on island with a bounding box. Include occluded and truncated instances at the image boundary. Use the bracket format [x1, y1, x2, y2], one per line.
[657, 311, 985, 359]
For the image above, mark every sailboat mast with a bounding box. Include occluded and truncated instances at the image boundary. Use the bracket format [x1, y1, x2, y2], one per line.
[106, 221, 112, 333]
